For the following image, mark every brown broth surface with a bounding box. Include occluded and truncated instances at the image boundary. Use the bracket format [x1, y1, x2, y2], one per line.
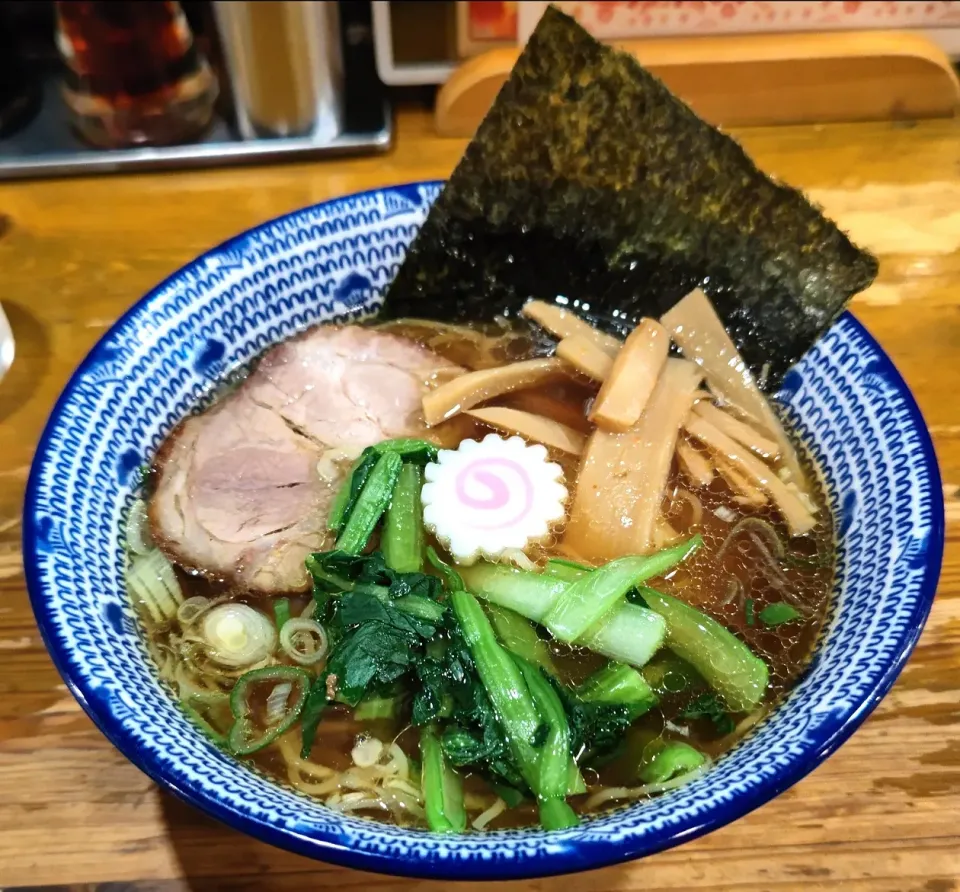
[139, 320, 834, 831]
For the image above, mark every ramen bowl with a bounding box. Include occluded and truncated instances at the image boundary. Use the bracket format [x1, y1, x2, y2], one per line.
[24, 182, 943, 880]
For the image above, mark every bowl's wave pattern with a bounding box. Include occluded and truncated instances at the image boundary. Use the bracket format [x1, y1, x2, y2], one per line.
[24, 183, 942, 880]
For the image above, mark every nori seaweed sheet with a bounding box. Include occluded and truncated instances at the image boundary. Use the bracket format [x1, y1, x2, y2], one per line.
[381, 5, 878, 389]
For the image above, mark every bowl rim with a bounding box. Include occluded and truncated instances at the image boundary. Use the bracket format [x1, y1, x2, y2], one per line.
[23, 181, 945, 881]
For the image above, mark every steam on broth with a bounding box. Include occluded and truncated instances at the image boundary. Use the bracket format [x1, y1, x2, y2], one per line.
[128, 293, 833, 833]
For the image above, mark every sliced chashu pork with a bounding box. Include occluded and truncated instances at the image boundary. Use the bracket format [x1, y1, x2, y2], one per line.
[149, 326, 458, 592]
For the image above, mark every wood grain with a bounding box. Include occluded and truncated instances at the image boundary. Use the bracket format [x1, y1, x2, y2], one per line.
[435, 31, 960, 137]
[1, 109, 959, 892]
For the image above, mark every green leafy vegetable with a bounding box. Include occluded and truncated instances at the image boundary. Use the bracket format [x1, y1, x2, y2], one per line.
[514, 657, 582, 804]
[745, 598, 756, 627]
[426, 545, 465, 592]
[576, 662, 657, 717]
[421, 725, 467, 833]
[544, 537, 701, 643]
[553, 666, 656, 769]
[298, 547, 456, 758]
[299, 679, 330, 759]
[459, 561, 667, 669]
[373, 438, 439, 464]
[759, 602, 802, 626]
[306, 550, 441, 601]
[327, 449, 378, 533]
[680, 692, 736, 737]
[641, 652, 705, 699]
[538, 797, 580, 831]
[542, 558, 591, 582]
[450, 588, 544, 795]
[382, 462, 425, 574]
[273, 598, 291, 632]
[639, 740, 706, 784]
[638, 586, 768, 711]
[487, 604, 558, 675]
[335, 451, 403, 553]
[325, 590, 436, 706]
[354, 690, 404, 722]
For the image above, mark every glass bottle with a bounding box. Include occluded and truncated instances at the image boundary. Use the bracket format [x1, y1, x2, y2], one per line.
[55, 0, 218, 148]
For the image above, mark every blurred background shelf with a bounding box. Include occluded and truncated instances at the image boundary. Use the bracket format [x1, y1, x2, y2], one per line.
[435, 30, 960, 138]
[0, 77, 391, 181]
[0, 0, 391, 181]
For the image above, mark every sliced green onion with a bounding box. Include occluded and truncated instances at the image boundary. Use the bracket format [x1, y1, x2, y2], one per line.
[182, 690, 230, 746]
[382, 463, 425, 573]
[758, 602, 802, 626]
[543, 537, 702, 643]
[278, 617, 329, 666]
[178, 595, 213, 627]
[127, 549, 183, 623]
[202, 603, 277, 668]
[183, 702, 228, 746]
[124, 498, 154, 555]
[335, 451, 403, 554]
[227, 665, 310, 756]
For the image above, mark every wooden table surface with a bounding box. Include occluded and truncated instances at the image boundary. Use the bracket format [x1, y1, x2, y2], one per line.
[0, 109, 958, 892]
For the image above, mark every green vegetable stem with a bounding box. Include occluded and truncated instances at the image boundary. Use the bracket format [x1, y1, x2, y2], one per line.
[487, 604, 558, 675]
[382, 462, 425, 574]
[576, 662, 657, 718]
[420, 724, 467, 833]
[372, 438, 439, 464]
[514, 657, 583, 805]
[450, 588, 543, 791]
[544, 537, 702, 643]
[459, 562, 666, 669]
[273, 598, 291, 632]
[639, 586, 769, 712]
[639, 740, 707, 784]
[327, 450, 378, 533]
[335, 451, 403, 554]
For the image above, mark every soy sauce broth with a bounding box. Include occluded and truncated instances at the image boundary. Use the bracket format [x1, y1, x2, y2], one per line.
[137, 318, 835, 830]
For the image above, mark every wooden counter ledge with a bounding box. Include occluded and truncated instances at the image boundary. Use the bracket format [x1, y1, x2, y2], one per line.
[0, 108, 958, 892]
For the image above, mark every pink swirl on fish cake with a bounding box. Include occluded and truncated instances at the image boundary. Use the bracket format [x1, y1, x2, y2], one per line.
[454, 457, 534, 531]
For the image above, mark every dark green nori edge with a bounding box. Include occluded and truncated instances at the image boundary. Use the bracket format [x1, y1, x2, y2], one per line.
[381, 6, 877, 389]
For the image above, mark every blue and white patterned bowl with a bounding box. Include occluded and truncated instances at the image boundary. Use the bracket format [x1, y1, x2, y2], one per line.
[24, 182, 944, 880]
